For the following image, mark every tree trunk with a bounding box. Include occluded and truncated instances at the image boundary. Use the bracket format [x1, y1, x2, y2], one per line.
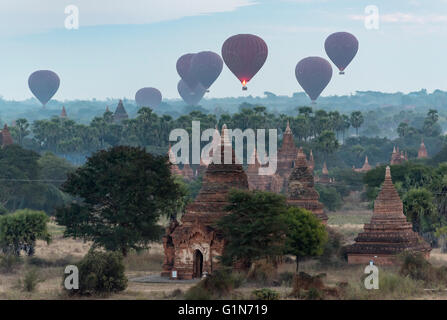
[121, 247, 128, 257]
[296, 256, 300, 273]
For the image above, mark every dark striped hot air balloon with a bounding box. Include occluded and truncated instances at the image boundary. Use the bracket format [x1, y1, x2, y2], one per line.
[221, 34, 268, 90]
[176, 53, 198, 90]
[324, 32, 358, 75]
[190, 51, 223, 90]
[295, 57, 332, 103]
[177, 80, 206, 106]
[28, 70, 60, 107]
[135, 87, 162, 108]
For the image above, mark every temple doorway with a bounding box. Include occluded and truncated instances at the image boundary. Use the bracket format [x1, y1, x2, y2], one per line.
[193, 249, 203, 278]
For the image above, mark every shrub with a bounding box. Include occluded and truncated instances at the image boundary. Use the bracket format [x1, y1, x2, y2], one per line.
[399, 251, 447, 285]
[251, 288, 280, 300]
[184, 268, 243, 300]
[305, 287, 324, 300]
[0, 254, 23, 273]
[18, 268, 43, 292]
[69, 249, 127, 296]
[278, 271, 294, 286]
[318, 227, 344, 267]
[246, 260, 277, 285]
[0, 209, 51, 256]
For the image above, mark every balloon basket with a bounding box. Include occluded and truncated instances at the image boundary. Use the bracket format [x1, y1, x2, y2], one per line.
[339, 71, 345, 75]
[242, 86, 247, 91]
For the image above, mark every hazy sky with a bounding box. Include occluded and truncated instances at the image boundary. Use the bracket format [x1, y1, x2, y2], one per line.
[1, 0, 447, 101]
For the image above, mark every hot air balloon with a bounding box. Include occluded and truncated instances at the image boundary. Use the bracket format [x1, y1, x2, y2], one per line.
[324, 32, 358, 75]
[190, 51, 223, 90]
[222, 34, 268, 90]
[176, 53, 198, 90]
[177, 80, 206, 106]
[28, 70, 60, 107]
[135, 87, 162, 108]
[295, 57, 332, 103]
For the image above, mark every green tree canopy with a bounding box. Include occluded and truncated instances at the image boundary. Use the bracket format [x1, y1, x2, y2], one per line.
[217, 189, 288, 268]
[282, 207, 328, 272]
[55, 146, 181, 256]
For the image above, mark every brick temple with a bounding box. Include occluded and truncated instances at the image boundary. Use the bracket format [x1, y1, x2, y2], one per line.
[246, 147, 282, 192]
[390, 146, 407, 165]
[353, 156, 372, 173]
[276, 121, 299, 192]
[287, 147, 328, 224]
[418, 139, 428, 159]
[0, 124, 13, 148]
[346, 166, 431, 265]
[162, 125, 249, 279]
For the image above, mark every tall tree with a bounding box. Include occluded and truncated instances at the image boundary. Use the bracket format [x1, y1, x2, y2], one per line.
[217, 189, 288, 268]
[350, 111, 364, 136]
[282, 207, 328, 272]
[55, 146, 181, 256]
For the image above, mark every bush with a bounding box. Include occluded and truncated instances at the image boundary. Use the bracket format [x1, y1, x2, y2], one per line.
[399, 251, 447, 285]
[0, 209, 51, 256]
[315, 185, 343, 212]
[0, 254, 23, 273]
[69, 249, 127, 296]
[305, 287, 324, 300]
[18, 268, 43, 292]
[184, 268, 243, 300]
[251, 288, 280, 300]
[278, 271, 294, 286]
[318, 227, 345, 267]
[246, 260, 277, 285]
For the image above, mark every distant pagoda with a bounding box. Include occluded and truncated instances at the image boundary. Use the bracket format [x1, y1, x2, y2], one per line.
[346, 166, 431, 265]
[287, 147, 328, 224]
[418, 139, 428, 159]
[246, 147, 281, 192]
[390, 146, 407, 165]
[114, 100, 129, 123]
[1, 124, 13, 148]
[60, 106, 67, 118]
[318, 161, 331, 184]
[353, 156, 372, 173]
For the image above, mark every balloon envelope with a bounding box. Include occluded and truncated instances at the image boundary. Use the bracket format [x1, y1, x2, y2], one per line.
[221, 34, 268, 88]
[324, 32, 358, 74]
[176, 53, 198, 89]
[295, 57, 332, 102]
[177, 80, 206, 106]
[135, 87, 162, 108]
[28, 70, 60, 106]
[190, 51, 223, 89]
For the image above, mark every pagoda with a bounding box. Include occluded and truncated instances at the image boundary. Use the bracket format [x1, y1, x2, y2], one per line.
[287, 147, 328, 224]
[246, 147, 274, 191]
[346, 166, 431, 265]
[390, 146, 407, 165]
[1, 124, 13, 148]
[308, 150, 315, 172]
[353, 156, 372, 173]
[182, 163, 195, 181]
[162, 125, 249, 279]
[417, 140, 428, 159]
[276, 121, 298, 191]
[60, 106, 67, 118]
[114, 100, 129, 123]
[168, 145, 182, 177]
[318, 162, 331, 184]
